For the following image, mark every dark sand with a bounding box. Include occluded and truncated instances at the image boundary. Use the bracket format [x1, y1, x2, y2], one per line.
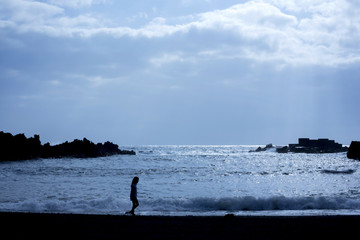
[2, 212, 360, 240]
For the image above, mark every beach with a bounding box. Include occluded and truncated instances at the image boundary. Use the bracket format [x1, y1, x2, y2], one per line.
[2, 212, 360, 239]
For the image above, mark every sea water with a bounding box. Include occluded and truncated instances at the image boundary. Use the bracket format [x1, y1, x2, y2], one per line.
[1, 145, 360, 216]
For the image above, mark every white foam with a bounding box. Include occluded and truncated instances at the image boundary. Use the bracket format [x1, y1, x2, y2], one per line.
[143, 196, 360, 211]
[2, 195, 360, 214]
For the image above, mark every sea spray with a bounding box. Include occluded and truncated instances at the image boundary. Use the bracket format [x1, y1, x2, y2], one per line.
[141, 196, 360, 212]
[5, 196, 360, 214]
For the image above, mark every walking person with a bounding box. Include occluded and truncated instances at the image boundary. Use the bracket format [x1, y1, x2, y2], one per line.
[126, 176, 139, 215]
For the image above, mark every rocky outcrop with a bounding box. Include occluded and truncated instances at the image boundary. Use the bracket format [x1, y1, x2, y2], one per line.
[347, 141, 360, 160]
[276, 138, 348, 154]
[275, 146, 289, 153]
[0, 132, 42, 161]
[249, 144, 274, 152]
[0, 131, 135, 162]
[41, 138, 135, 159]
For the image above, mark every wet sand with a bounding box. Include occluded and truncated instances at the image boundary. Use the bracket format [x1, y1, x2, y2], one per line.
[2, 212, 360, 239]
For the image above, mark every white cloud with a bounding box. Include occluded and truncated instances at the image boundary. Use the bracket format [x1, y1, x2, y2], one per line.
[1, 0, 360, 67]
[1, 0, 63, 23]
[0, 0, 108, 37]
[67, 74, 121, 87]
[55, 15, 101, 28]
[180, 0, 360, 67]
[150, 53, 186, 67]
[86, 75, 115, 87]
[47, 0, 107, 8]
[140, 1, 360, 68]
[264, 0, 339, 13]
[195, 2, 298, 31]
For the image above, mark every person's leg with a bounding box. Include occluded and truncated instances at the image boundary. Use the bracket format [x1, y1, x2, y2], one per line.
[130, 198, 139, 215]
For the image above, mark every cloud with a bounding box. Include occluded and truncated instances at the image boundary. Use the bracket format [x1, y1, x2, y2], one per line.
[1, 0, 360, 67]
[66, 74, 120, 87]
[1, 0, 63, 23]
[0, 0, 106, 37]
[149, 53, 185, 67]
[195, 2, 298, 31]
[47, 0, 107, 9]
[0, 1, 298, 38]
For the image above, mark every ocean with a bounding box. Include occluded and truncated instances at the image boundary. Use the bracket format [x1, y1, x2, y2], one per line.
[1, 145, 360, 216]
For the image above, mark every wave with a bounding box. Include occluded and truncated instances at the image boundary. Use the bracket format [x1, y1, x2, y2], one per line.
[321, 169, 356, 174]
[145, 196, 360, 212]
[2, 196, 360, 214]
[0, 196, 128, 214]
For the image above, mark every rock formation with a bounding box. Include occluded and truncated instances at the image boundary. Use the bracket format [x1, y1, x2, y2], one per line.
[347, 141, 360, 160]
[0, 131, 135, 162]
[0, 132, 41, 161]
[276, 138, 348, 154]
[249, 144, 274, 152]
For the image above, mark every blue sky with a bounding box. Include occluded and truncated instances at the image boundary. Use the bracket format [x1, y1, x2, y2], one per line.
[0, 0, 359, 145]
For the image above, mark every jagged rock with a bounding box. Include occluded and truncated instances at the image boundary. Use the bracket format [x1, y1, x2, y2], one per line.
[347, 141, 360, 160]
[0, 131, 42, 161]
[250, 144, 274, 152]
[0, 131, 135, 162]
[276, 146, 289, 153]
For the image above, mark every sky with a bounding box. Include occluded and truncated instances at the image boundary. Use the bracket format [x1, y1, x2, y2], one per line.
[0, 0, 359, 145]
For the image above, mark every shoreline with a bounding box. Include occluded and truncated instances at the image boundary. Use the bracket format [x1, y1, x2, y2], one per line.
[2, 212, 360, 239]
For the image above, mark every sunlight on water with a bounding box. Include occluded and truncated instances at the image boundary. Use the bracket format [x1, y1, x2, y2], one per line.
[1, 145, 360, 215]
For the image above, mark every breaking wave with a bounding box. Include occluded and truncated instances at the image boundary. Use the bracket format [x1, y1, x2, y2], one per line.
[2, 196, 360, 214]
[321, 169, 356, 174]
[145, 196, 360, 212]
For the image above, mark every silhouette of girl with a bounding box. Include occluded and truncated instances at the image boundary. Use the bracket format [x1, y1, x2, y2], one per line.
[127, 176, 139, 215]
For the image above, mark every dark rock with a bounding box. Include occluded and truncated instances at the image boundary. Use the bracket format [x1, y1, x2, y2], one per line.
[250, 144, 274, 152]
[0, 131, 135, 162]
[276, 146, 289, 153]
[283, 138, 347, 154]
[98, 141, 135, 156]
[118, 149, 136, 155]
[0, 131, 42, 161]
[347, 141, 360, 160]
[44, 138, 136, 158]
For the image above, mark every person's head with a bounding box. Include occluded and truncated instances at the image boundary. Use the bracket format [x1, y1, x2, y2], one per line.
[132, 176, 139, 184]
